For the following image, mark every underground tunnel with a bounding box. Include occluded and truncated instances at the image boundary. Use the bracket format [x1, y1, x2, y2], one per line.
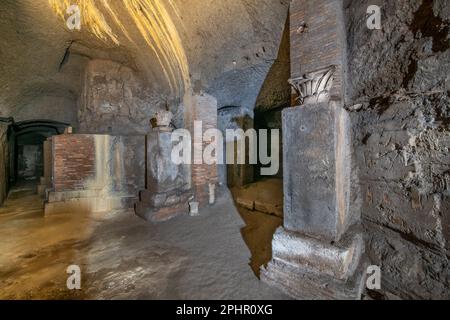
[0, 0, 448, 302]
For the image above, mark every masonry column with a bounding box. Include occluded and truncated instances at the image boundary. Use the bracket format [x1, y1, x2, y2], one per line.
[184, 91, 219, 207]
[261, 0, 367, 300]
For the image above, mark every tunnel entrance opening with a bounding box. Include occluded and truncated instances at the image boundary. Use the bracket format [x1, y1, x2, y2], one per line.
[253, 107, 284, 182]
[17, 135, 44, 182]
[2, 119, 70, 197]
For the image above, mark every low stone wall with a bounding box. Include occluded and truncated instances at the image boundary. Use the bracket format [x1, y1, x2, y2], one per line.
[45, 134, 145, 215]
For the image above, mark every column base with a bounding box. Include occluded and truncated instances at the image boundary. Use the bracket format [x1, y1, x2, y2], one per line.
[135, 189, 193, 223]
[261, 227, 368, 300]
[45, 189, 136, 215]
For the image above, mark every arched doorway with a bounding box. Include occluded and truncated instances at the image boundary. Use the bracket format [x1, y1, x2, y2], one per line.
[9, 120, 69, 186]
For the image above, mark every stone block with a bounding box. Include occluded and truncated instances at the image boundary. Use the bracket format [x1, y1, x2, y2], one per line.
[254, 200, 283, 218]
[236, 197, 254, 210]
[135, 192, 192, 223]
[136, 128, 193, 223]
[261, 227, 367, 300]
[282, 103, 353, 242]
[146, 131, 191, 194]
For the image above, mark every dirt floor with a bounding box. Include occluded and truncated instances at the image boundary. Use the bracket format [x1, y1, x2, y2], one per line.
[0, 183, 288, 300]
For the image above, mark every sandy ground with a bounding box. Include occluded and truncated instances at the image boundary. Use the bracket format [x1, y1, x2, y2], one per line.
[0, 183, 288, 300]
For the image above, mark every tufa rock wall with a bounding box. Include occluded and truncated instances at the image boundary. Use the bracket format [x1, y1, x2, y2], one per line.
[79, 60, 179, 136]
[345, 0, 449, 299]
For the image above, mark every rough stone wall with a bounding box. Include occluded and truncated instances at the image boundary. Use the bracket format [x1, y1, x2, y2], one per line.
[185, 0, 290, 114]
[15, 96, 77, 125]
[0, 124, 9, 205]
[117, 136, 146, 196]
[345, 0, 449, 299]
[79, 60, 174, 136]
[255, 17, 291, 112]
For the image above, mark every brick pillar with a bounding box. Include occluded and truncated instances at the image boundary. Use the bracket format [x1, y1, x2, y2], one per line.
[261, 0, 367, 300]
[184, 91, 219, 207]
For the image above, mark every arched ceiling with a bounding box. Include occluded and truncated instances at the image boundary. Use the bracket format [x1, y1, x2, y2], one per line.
[0, 0, 289, 119]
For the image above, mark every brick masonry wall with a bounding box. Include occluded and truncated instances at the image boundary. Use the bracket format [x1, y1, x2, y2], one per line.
[290, 0, 347, 102]
[185, 93, 219, 205]
[52, 134, 145, 196]
[53, 134, 96, 192]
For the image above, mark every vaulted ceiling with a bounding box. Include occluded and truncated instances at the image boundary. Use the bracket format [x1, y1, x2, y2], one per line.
[0, 0, 290, 120]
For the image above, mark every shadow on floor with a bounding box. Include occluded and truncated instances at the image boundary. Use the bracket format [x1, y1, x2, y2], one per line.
[230, 179, 283, 278]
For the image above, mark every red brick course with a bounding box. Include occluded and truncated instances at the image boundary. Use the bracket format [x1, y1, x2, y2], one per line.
[52, 134, 96, 192]
[186, 96, 219, 206]
[290, 0, 346, 102]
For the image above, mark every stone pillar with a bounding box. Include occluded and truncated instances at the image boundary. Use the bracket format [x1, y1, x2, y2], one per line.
[135, 111, 192, 222]
[37, 137, 53, 197]
[261, 0, 367, 300]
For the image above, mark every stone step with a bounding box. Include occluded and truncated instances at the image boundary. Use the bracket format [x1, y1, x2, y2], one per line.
[233, 178, 283, 218]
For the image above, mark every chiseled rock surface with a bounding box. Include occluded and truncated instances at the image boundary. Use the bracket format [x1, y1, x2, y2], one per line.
[346, 0, 449, 299]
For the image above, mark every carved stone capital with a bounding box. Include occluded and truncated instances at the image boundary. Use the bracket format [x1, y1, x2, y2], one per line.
[151, 110, 173, 131]
[289, 65, 336, 105]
